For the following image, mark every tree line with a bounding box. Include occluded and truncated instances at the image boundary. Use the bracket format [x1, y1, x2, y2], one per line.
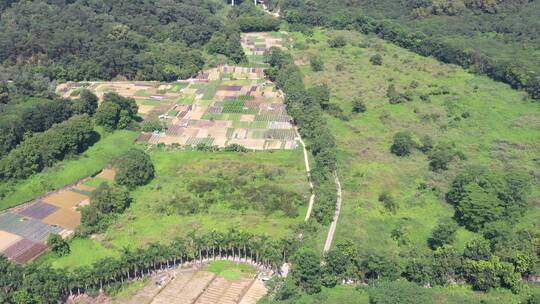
[0, 91, 98, 158]
[264, 47, 338, 225]
[0, 230, 298, 304]
[0, 114, 96, 181]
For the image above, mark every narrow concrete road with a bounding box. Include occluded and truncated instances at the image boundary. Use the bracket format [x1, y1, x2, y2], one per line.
[295, 131, 315, 222]
[323, 171, 342, 253]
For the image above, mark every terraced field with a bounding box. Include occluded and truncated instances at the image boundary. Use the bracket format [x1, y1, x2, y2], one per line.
[115, 261, 268, 304]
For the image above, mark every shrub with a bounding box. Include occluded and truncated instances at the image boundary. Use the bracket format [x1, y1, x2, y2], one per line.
[310, 55, 324, 72]
[428, 218, 459, 249]
[141, 121, 165, 132]
[46, 234, 70, 256]
[352, 97, 367, 113]
[115, 149, 155, 189]
[307, 84, 331, 109]
[328, 36, 347, 48]
[223, 144, 248, 152]
[419, 135, 433, 153]
[94, 93, 138, 131]
[378, 191, 398, 213]
[71, 89, 98, 116]
[390, 131, 415, 156]
[370, 54, 383, 65]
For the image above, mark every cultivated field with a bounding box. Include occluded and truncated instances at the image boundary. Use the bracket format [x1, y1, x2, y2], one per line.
[57, 32, 295, 150]
[0, 168, 115, 263]
[110, 261, 268, 304]
[241, 32, 287, 64]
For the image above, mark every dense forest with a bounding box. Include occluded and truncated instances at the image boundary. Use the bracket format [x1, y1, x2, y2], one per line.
[0, 0, 247, 85]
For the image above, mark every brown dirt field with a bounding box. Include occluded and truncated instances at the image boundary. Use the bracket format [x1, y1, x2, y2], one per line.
[159, 135, 189, 145]
[207, 127, 228, 139]
[97, 169, 116, 180]
[240, 115, 255, 122]
[285, 140, 298, 149]
[152, 271, 216, 304]
[265, 140, 283, 150]
[43, 191, 89, 210]
[214, 120, 233, 128]
[73, 184, 96, 192]
[189, 107, 208, 120]
[138, 105, 155, 114]
[0, 230, 23, 251]
[228, 139, 266, 150]
[42, 209, 81, 230]
[238, 280, 268, 304]
[213, 137, 228, 147]
[12, 242, 47, 263]
[196, 129, 209, 138]
[183, 128, 200, 137]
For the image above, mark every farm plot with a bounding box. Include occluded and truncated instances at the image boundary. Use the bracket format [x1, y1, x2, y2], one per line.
[0, 168, 115, 263]
[118, 261, 266, 304]
[241, 32, 288, 65]
[132, 65, 297, 150]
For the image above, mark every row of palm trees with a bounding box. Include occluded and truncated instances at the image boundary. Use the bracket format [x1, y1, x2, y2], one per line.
[63, 229, 300, 296]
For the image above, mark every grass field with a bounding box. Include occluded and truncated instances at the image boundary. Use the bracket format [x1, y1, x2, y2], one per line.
[285, 28, 540, 302]
[44, 148, 309, 268]
[291, 28, 540, 253]
[205, 260, 256, 280]
[0, 129, 138, 211]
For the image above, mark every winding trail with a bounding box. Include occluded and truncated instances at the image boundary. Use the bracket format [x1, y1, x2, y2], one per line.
[295, 130, 315, 222]
[323, 171, 342, 253]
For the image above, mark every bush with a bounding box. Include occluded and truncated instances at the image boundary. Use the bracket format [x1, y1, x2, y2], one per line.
[328, 36, 347, 48]
[94, 93, 138, 131]
[46, 234, 70, 256]
[80, 183, 131, 234]
[378, 191, 398, 213]
[223, 144, 249, 152]
[307, 84, 331, 109]
[310, 55, 324, 72]
[352, 97, 367, 113]
[419, 135, 433, 153]
[71, 89, 98, 116]
[141, 121, 165, 132]
[428, 144, 461, 171]
[114, 149, 155, 189]
[390, 131, 415, 156]
[370, 54, 383, 65]
[428, 218, 459, 249]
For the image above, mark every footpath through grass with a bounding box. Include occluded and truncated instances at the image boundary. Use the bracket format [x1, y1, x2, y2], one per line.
[0, 129, 138, 211]
[288, 28, 540, 302]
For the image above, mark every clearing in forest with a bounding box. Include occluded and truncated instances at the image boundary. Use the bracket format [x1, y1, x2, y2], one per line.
[241, 31, 288, 64]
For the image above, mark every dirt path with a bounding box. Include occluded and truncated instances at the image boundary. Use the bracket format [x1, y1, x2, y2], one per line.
[323, 171, 342, 253]
[295, 130, 315, 222]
